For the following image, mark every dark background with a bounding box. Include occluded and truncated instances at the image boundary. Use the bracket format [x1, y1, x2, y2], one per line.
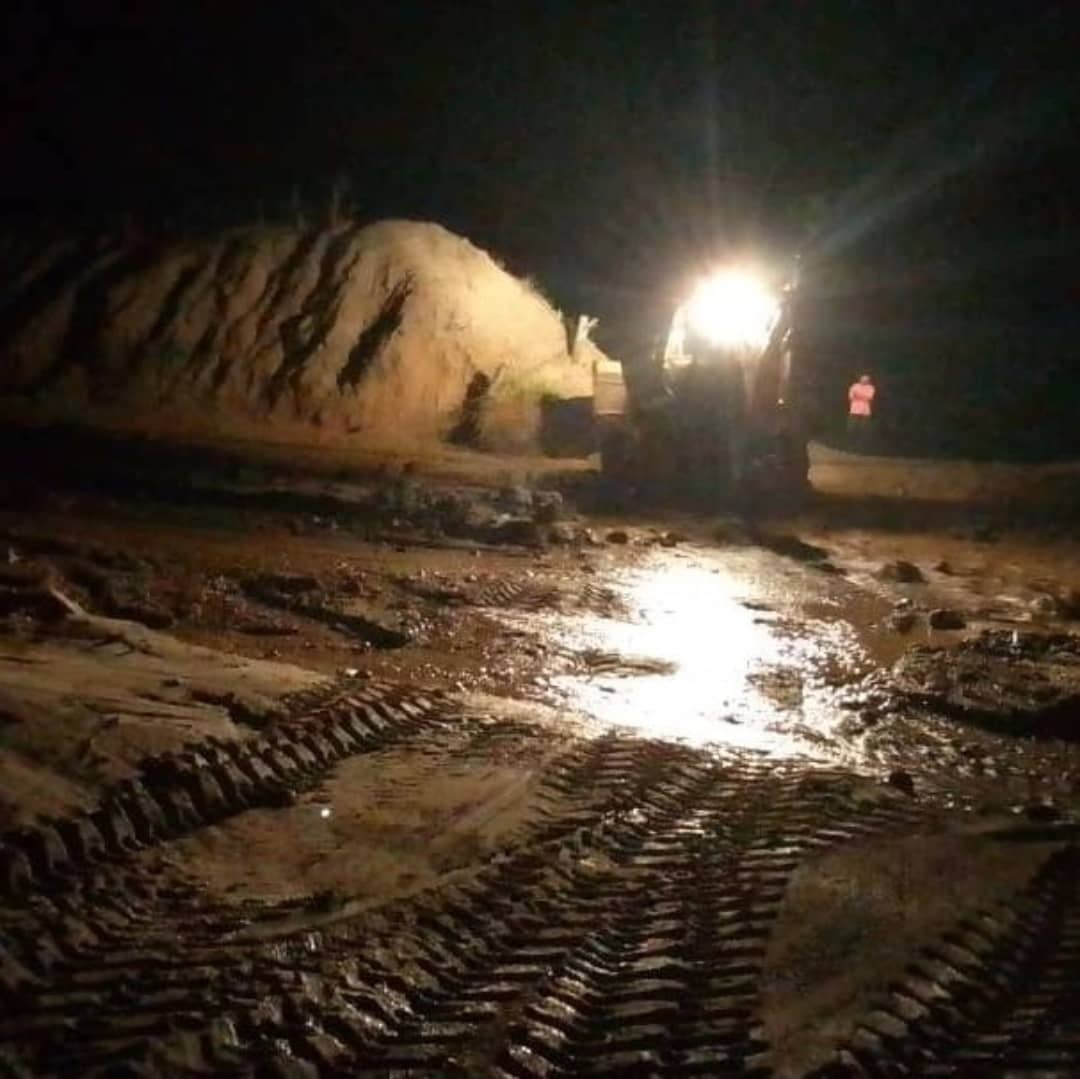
[1, 0, 1078, 458]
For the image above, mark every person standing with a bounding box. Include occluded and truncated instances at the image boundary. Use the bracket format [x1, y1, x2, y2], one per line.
[847, 373, 876, 450]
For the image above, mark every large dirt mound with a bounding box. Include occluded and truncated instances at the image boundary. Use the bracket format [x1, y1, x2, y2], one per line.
[0, 220, 600, 452]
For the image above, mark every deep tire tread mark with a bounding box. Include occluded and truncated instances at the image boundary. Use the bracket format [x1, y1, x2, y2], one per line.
[812, 844, 1080, 1077]
[0, 725, 963, 1077]
[0, 680, 448, 901]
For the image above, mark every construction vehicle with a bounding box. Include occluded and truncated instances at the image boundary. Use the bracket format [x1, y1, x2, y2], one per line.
[593, 260, 807, 509]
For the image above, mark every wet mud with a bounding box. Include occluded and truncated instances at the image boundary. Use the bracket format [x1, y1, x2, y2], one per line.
[2, 465, 1080, 1076]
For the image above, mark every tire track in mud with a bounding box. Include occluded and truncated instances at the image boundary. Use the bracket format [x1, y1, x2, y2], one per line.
[0, 734, 686, 1071]
[0, 735, 663, 1071]
[0, 721, 934, 1077]
[814, 844, 1080, 1078]
[8, 672, 1072, 1077]
[282, 764, 923, 1078]
[0, 674, 455, 1053]
[0, 679, 452, 902]
[345, 747, 744, 1076]
[471, 579, 630, 619]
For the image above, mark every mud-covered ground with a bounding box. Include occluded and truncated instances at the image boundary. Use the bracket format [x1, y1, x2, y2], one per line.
[2, 439, 1080, 1077]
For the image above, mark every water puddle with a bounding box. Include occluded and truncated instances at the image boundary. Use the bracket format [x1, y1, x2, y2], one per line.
[500, 548, 895, 755]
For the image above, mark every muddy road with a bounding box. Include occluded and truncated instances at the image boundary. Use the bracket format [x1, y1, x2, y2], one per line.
[2, 464, 1080, 1077]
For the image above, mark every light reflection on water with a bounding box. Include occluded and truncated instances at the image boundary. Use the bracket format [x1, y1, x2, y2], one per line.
[505, 555, 875, 755]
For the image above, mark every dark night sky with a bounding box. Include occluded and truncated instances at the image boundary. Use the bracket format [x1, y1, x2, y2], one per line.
[2, 0, 1079, 454]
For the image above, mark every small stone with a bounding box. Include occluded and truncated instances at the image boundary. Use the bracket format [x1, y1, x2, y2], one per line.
[933, 559, 955, 574]
[1057, 588, 1080, 618]
[490, 518, 546, 547]
[659, 531, 685, 547]
[814, 561, 846, 575]
[756, 532, 829, 562]
[546, 523, 577, 545]
[497, 486, 533, 514]
[1029, 594, 1059, 617]
[606, 530, 630, 545]
[876, 560, 924, 584]
[928, 608, 966, 630]
[889, 610, 918, 634]
[886, 769, 915, 795]
[532, 490, 564, 523]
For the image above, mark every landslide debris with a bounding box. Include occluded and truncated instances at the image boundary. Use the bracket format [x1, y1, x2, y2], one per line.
[0, 220, 601, 453]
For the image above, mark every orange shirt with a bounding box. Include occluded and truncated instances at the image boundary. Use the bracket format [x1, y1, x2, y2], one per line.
[849, 381, 875, 417]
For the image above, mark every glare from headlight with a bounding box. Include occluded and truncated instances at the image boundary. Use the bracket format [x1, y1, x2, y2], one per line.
[684, 269, 780, 352]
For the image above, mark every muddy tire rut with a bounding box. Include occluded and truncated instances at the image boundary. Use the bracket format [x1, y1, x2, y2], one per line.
[0, 681, 1076, 1075]
[0, 680, 449, 900]
[0, 679, 966, 1078]
[815, 846, 1080, 1076]
[469, 579, 629, 619]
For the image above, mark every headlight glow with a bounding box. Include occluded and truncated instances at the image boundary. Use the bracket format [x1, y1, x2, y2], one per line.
[684, 269, 780, 352]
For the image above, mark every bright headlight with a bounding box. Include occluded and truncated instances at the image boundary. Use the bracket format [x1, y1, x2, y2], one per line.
[684, 269, 780, 352]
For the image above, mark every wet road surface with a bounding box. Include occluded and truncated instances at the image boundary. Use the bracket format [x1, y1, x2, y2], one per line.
[515, 545, 895, 755]
[2, 519, 1079, 1076]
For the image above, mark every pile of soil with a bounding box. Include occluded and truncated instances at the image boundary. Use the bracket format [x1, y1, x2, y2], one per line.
[0, 220, 601, 453]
